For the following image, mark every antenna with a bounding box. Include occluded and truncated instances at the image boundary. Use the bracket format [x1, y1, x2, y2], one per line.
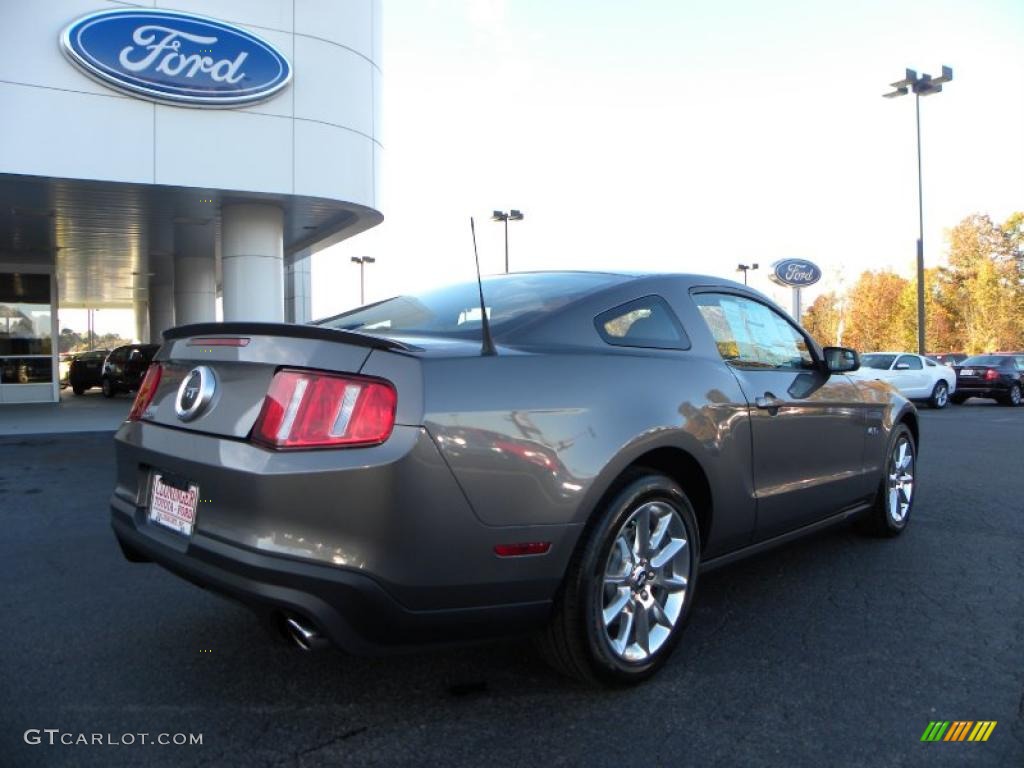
[470, 217, 497, 356]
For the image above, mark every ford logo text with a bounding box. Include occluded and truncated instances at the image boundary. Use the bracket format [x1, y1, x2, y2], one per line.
[60, 9, 292, 107]
[768, 259, 822, 288]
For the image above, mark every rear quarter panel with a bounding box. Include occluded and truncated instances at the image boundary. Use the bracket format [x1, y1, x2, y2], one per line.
[420, 349, 756, 558]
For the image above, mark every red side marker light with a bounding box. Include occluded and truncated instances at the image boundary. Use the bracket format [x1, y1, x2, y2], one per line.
[494, 542, 551, 557]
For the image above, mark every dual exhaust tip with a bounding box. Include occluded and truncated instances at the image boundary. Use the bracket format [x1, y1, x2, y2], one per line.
[281, 614, 329, 651]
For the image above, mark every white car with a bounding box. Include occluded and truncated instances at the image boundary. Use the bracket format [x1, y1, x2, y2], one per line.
[851, 352, 957, 409]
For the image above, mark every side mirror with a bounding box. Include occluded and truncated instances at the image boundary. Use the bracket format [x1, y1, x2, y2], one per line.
[823, 346, 859, 373]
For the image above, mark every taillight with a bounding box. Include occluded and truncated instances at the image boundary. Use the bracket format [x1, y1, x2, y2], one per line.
[128, 363, 162, 421]
[984, 369, 1000, 381]
[252, 369, 397, 449]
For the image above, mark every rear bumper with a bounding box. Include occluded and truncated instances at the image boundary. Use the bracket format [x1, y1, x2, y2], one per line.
[111, 499, 553, 654]
[954, 386, 1008, 399]
[109, 421, 578, 653]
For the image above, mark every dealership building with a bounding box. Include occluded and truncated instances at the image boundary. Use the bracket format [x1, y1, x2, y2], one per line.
[0, 1, 382, 403]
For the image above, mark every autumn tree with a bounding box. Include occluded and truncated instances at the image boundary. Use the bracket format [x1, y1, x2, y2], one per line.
[895, 268, 960, 352]
[802, 291, 841, 345]
[941, 214, 1024, 353]
[819, 213, 1024, 354]
[841, 270, 912, 351]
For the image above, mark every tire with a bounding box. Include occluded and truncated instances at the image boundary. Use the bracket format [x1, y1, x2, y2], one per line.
[857, 424, 916, 537]
[1002, 383, 1022, 407]
[71, 384, 86, 396]
[101, 378, 115, 398]
[949, 394, 966, 405]
[928, 381, 949, 409]
[537, 471, 700, 686]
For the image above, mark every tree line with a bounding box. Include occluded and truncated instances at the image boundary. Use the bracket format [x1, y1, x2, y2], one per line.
[58, 328, 133, 353]
[803, 213, 1024, 354]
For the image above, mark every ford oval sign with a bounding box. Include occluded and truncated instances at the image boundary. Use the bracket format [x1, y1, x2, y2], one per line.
[60, 9, 292, 107]
[768, 259, 822, 288]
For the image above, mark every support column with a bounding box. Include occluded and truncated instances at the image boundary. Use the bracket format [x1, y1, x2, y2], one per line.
[222, 203, 284, 322]
[149, 219, 175, 342]
[174, 223, 216, 325]
[133, 299, 150, 343]
[149, 282, 175, 342]
[285, 248, 312, 323]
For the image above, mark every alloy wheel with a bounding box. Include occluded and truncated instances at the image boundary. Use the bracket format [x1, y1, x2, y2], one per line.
[600, 500, 691, 662]
[887, 437, 914, 523]
[934, 383, 947, 407]
[1012, 385, 1022, 406]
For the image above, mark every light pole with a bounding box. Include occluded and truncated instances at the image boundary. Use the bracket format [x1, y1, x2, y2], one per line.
[883, 65, 952, 355]
[351, 256, 375, 305]
[736, 263, 758, 286]
[491, 209, 524, 273]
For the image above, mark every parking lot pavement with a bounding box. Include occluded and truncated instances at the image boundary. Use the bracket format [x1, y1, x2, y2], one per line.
[0, 389, 131, 437]
[1, 402, 1021, 768]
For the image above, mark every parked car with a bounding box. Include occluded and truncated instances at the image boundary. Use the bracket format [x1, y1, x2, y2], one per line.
[931, 352, 967, 367]
[101, 344, 160, 397]
[951, 354, 1024, 406]
[67, 349, 110, 394]
[851, 352, 956, 409]
[110, 272, 919, 685]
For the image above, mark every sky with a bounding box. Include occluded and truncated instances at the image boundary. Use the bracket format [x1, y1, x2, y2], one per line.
[311, 0, 1024, 318]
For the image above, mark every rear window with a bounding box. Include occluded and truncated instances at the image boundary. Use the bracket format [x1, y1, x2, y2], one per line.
[962, 355, 1010, 367]
[317, 273, 624, 338]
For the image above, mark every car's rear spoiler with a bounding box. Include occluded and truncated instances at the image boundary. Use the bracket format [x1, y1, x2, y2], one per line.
[162, 322, 414, 352]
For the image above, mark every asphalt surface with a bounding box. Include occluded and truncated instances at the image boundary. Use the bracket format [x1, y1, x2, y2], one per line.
[1, 401, 1022, 767]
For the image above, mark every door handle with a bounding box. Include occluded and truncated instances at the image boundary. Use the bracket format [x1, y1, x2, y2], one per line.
[755, 392, 784, 411]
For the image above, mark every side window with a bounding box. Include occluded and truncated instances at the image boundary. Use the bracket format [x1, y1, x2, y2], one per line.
[595, 296, 689, 350]
[925, 359, 937, 367]
[897, 355, 923, 370]
[693, 293, 814, 369]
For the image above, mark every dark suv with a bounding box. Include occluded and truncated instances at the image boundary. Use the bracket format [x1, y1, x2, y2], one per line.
[68, 350, 111, 395]
[101, 344, 160, 398]
[951, 354, 1024, 406]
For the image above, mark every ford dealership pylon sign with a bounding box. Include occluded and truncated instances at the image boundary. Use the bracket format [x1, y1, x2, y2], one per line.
[60, 9, 292, 107]
[768, 259, 822, 288]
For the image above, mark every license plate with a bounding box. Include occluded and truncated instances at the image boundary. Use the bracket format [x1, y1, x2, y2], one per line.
[148, 473, 199, 537]
[960, 369, 974, 377]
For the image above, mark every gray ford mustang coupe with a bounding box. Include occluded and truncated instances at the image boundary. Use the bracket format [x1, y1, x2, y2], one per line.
[110, 271, 919, 685]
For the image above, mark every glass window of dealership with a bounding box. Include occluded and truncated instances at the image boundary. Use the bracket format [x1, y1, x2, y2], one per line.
[0, 271, 57, 402]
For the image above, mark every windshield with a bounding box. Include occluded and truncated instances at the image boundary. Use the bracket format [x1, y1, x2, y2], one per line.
[961, 355, 1007, 367]
[860, 354, 896, 370]
[317, 273, 625, 339]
